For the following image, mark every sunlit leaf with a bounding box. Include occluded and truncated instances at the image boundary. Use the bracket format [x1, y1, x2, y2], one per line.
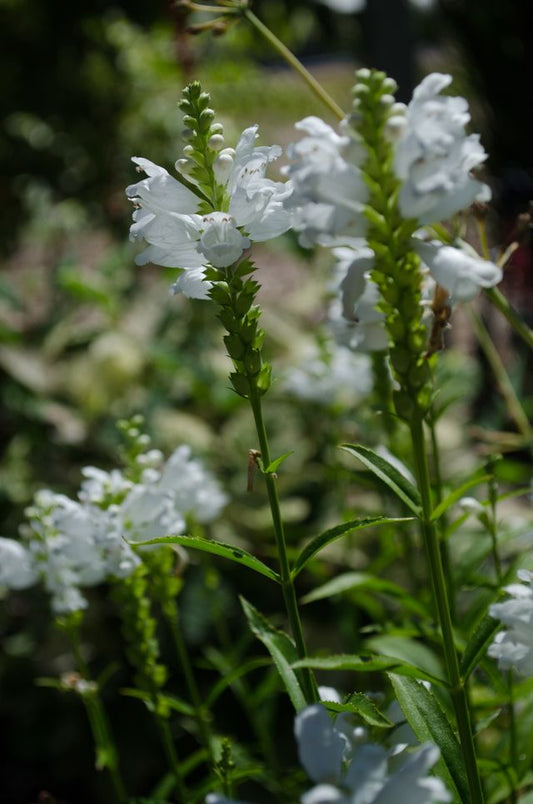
[131, 534, 280, 583]
[292, 654, 445, 686]
[240, 597, 307, 712]
[292, 517, 414, 578]
[342, 444, 421, 515]
[388, 674, 468, 803]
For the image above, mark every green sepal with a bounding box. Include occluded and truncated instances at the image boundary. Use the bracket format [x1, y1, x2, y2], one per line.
[256, 363, 272, 394]
[243, 348, 262, 375]
[224, 334, 246, 361]
[229, 372, 250, 397]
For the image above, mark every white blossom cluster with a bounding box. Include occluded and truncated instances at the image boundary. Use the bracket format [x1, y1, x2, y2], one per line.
[488, 570, 533, 677]
[0, 445, 227, 614]
[126, 125, 291, 299]
[283, 73, 502, 357]
[283, 342, 373, 406]
[126, 74, 502, 366]
[206, 703, 450, 804]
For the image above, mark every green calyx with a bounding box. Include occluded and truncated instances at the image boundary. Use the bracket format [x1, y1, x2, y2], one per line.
[206, 259, 271, 399]
[352, 69, 432, 419]
[178, 82, 229, 213]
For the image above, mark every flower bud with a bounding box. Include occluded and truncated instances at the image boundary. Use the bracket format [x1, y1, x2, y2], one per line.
[208, 133, 225, 151]
[183, 144, 194, 156]
[175, 158, 194, 176]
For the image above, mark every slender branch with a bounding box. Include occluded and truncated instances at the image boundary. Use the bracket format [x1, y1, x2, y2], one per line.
[243, 9, 345, 121]
[165, 602, 216, 767]
[410, 415, 485, 804]
[484, 287, 533, 352]
[247, 383, 319, 705]
[466, 305, 532, 442]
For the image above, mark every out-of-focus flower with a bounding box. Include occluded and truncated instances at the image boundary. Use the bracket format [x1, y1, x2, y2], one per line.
[127, 126, 290, 296]
[283, 117, 367, 247]
[7, 443, 227, 615]
[295, 704, 450, 804]
[414, 240, 502, 302]
[488, 570, 533, 676]
[283, 342, 373, 406]
[0, 537, 37, 589]
[394, 73, 491, 225]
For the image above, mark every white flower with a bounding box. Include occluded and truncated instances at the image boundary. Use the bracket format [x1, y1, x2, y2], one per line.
[283, 343, 373, 406]
[127, 126, 290, 294]
[394, 73, 491, 224]
[0, 537, 37, 589]
[414, 240, 502, 301]
[283, 117, 368, 247]
[157, 445, 228, 524]
[488, 570, 533, 676]
[296, 704, 450, 804]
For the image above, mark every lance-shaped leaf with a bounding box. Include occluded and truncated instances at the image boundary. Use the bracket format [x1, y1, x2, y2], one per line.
[292, 516, 414, 579]
[342, 444, 422, 515]
[130, 535, 280, 584]
[323, 693, 393, 729]
[300, 571, 427, 618]
[430, 474, 491, 522]
[460, 610, 502, 681]
[292, 654, 446, 687]
[240, 597, 307, 712]
[388, 674, 469, 803]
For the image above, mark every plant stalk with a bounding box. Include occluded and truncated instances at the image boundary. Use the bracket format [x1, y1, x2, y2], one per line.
[243, 9, 345, 121]
[247, 383, 319, 705]
[410, 415, 485, 804]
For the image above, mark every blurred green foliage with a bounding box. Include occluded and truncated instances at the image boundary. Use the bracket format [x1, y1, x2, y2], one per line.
[1, 2, 532, 802]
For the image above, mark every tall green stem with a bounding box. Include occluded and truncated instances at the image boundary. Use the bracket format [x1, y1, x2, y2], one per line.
[410, 415, 485, 804]
[484, 287, 533, 353]
[165, 602, 215, 767]
[427, 413, 455, 621]
[247, 383, 319, 705]
[66, 623, 127, 802]
[243, 9, 345, 121]
[467, 306, 532, 443]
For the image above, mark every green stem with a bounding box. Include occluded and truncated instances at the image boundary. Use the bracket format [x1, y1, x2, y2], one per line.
[410, 415, 485, 804]
[484, 286, 533, 352]
[247, 383, 319, 705]
[427, 413, 456, 621]
[467, 305, 532, 442]
[165, 602, 216, 767]
[66, 625, 127, 802]
[243, 9, 345, 121]
[155, 708, 190, 802]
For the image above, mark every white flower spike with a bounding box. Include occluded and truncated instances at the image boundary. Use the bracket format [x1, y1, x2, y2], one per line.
[127, 125, 290, 295]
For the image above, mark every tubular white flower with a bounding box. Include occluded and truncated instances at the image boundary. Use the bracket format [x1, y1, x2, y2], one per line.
[414, 240, 502, 302]
[295, 704, 450, 804]
[488, 570, 533, 676]
[127, 125, 290, 295]
[394, 73, 491, 224]
[0, 537, 37, 589]
[283, 116, 368, 247]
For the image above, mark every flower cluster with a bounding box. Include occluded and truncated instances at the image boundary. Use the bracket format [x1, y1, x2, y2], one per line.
[0, 444, 227, 614]
[488, 569, 533, 676]
[206, 703, 450, 804]
[127, 84, 290, 299]
[283, 72, 502, 359]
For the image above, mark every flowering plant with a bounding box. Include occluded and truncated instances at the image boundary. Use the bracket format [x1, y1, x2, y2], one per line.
[2, 6, 533, 804]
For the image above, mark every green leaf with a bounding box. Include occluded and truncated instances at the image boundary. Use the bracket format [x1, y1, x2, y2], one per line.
[121, 688, 195, 717]
[292, 517, 414, 579]
[300, 571, 427, 617]
[430, 474, 491, 522]
[205, 657, 272, 707]
[292, 654, 445, 686]
[342, 444, 421, 515]
[263, 451, 294, 474]
[130, 535, 280, 584]
[459, 610, 501, 681]
[388, 674, 469, 803]
[324, 693, 393, 729]
[366, 635, 445, 683]
[240, 597, 307, 711]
